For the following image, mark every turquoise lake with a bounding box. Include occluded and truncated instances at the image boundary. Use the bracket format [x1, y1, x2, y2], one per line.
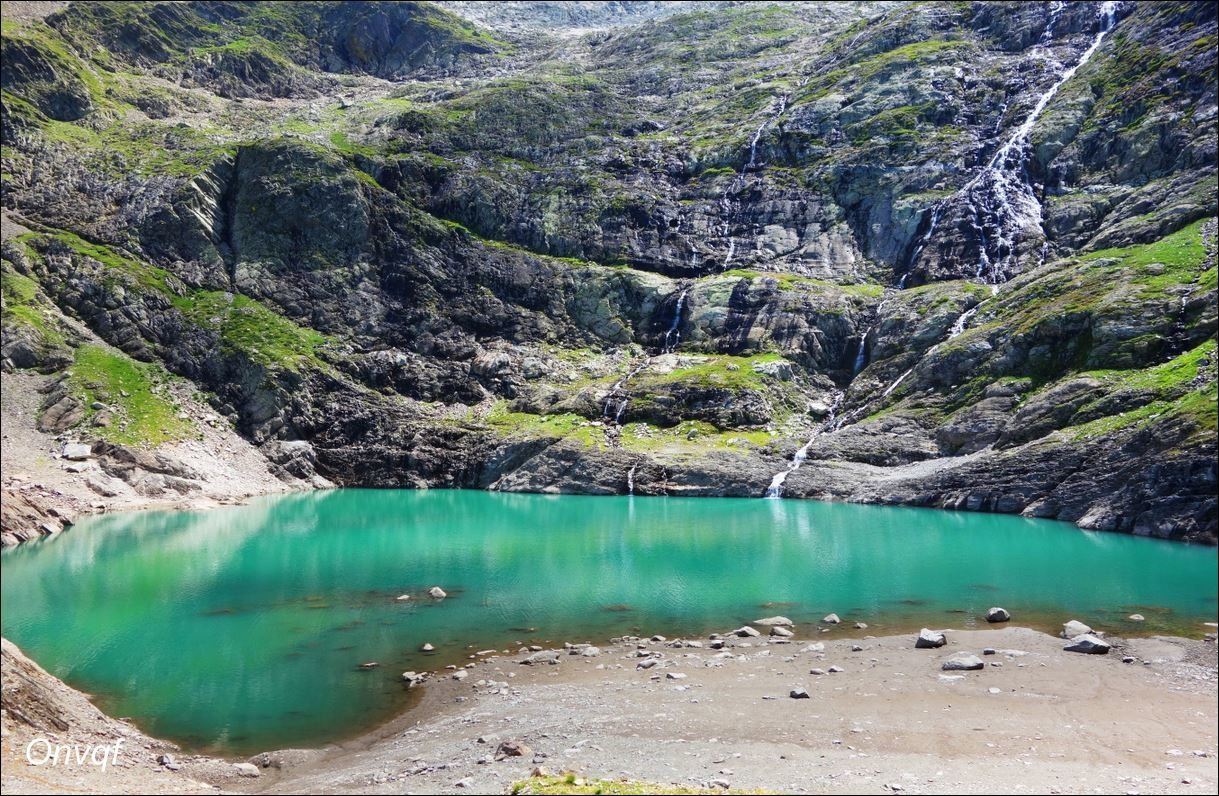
[2, 489, 1215, 754]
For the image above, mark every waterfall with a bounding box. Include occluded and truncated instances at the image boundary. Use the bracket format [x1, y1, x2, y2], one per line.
[880, 367, 914, 399]
[852, 333, 869, 375]
[901, 2, 1118, 286]
[878, 302, 982, 399]
[662, 289, 689, 354]
[602, 359, 650, 425]
[626, 463, 637, 496]
[765, 391, 844, 499]
[719, 92, 792, 268]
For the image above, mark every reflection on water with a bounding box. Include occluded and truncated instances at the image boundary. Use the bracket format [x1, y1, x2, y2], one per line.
[2, 489, 1215, 754]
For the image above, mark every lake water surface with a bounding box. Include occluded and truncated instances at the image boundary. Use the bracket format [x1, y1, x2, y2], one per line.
[2, 489, 1215, 754]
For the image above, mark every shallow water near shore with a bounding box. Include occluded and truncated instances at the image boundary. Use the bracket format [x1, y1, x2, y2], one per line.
[2, 489, 1215, 755]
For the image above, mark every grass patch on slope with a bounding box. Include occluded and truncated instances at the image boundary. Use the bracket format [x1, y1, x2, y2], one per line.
[68, 344, 194, 445]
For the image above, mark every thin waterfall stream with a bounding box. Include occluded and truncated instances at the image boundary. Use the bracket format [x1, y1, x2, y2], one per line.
[900, 2, 1118, 287]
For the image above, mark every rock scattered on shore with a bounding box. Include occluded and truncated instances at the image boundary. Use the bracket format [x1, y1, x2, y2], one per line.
[916, 628, 947, 648]
[942, 653, 985, 671]
[789, 688, 810, 699]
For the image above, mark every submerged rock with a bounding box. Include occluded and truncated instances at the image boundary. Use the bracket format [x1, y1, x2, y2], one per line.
[428, 586, 447, 599]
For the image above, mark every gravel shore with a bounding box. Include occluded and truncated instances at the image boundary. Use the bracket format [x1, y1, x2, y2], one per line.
[5, 624, 1214, 795]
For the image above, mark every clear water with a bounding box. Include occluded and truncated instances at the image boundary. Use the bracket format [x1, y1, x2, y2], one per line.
[2, 489, 1215, 755]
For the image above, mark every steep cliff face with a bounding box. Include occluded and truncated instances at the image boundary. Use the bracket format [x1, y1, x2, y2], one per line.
[1, 0, 1215, 541]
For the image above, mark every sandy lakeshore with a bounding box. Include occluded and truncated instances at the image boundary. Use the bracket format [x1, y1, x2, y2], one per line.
[3, 625, 1216, 795]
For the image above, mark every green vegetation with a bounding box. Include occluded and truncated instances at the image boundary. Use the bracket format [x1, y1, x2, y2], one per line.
[718, 269, 885, 297]
[1, 263, 64, 344]
[36, 230, 179, 294]
[1082, 218, 1209, 301]
[67, 344, 194, 445]
[636, 354, 783, 391]
[174, 291, 329, 371]
[510, 773, 755, 794]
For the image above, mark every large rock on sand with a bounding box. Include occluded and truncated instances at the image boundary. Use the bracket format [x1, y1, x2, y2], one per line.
[942, 653, 985, 671]
[1064, 634, 1111, 654]
[916, 628, 947, 648]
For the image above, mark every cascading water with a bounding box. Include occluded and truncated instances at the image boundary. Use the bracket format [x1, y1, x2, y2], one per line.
[719, 92, 792, 268]
[878, 303, 983, 399]
[602, 359, 649, 425]
[626, 463, 637, 496]
[662, 289, 689, 354]
[900, 2, 1118, 287]
[765, 391, 844, 499]
[852, 333, 869, 375]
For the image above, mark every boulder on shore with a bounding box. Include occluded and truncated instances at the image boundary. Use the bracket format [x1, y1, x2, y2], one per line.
[942, 653, 985, 671]
[916, 628, 947, 648]
[734, 626, 761, 638]
[1064, 634, 1111, 655]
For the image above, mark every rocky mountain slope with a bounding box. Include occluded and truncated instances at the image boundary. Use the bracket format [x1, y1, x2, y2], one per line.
[1, 0, 1215, 541]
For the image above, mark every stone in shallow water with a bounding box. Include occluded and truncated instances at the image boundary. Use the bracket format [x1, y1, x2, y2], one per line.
[428, 586, 447, 599]
[822, 613, 841, 624]
[916, 628, 947, 648]
[986, 606, 1010, 623]
[1061, 620, 1092, 638]
[1064, 634, 1111, 654]
[770, 626, 793, 638]
[754, 616, 793, 627]
[1128, 614, 1145, 622]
